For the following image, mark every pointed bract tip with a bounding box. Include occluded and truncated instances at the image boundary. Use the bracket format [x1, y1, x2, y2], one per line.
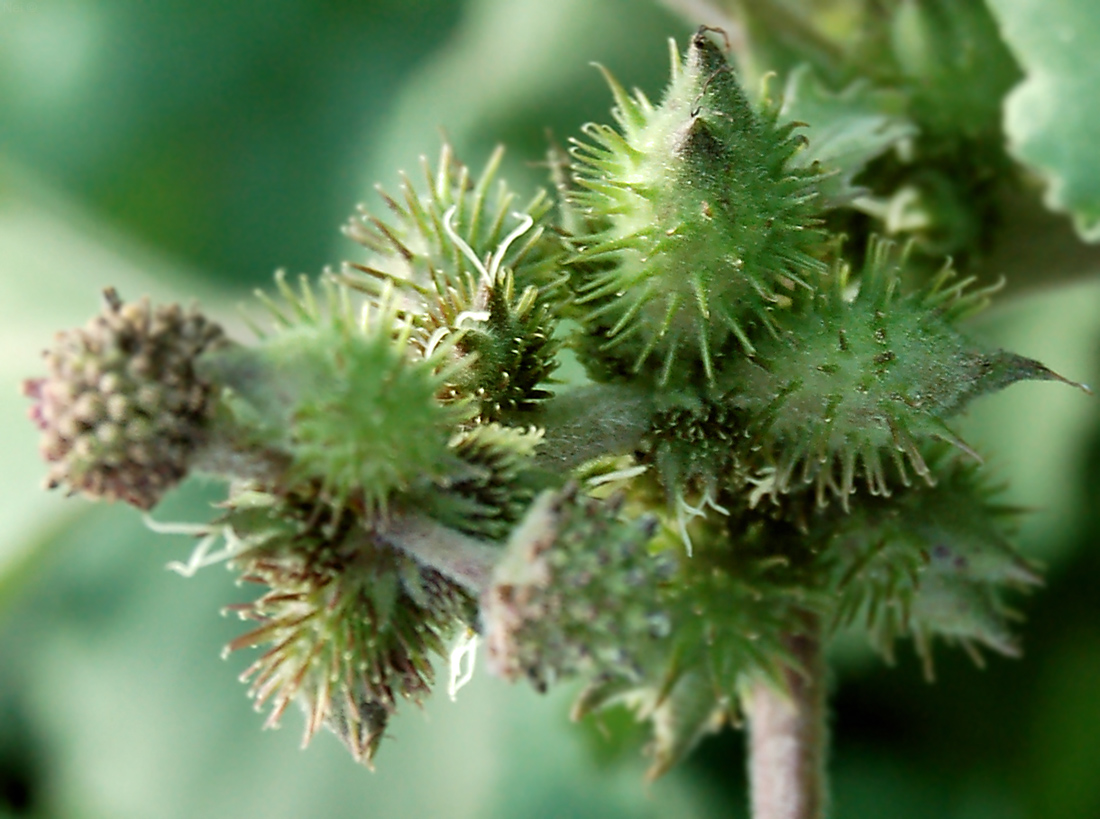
[687, 27, 729, 76]
[1025, 358, 1092, 394]
[973, 350, 1091, 399]
[694, 25, 730, 52]
[1006, 559, 1044, 589]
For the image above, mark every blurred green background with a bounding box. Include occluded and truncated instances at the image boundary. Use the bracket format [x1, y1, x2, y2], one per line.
[1, 1, 1098, 817]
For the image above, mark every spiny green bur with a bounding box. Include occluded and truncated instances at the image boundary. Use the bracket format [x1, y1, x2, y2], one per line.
[344, 145, 565, 421]
[817, 452, 1038, 668]
[220, 488, 474, 767]
[204, 275, 470, 514]
[724, 240, 1075, 505]
[568, 30, 828, 386]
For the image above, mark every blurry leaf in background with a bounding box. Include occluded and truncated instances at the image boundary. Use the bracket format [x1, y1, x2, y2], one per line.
[0, 158, 235, 598]
[0, 0, 467, 288]
[779, 64, 915, 205]
[890, 0, 1022, 143]
[986, 0, 1100, 241]
[357, 0, 689, 205]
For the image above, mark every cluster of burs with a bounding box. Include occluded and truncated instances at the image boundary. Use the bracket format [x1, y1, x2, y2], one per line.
[25, 30, 1082, 774]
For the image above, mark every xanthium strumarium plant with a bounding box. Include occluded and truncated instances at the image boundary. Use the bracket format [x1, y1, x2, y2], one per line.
[23, 22, 1091, 819]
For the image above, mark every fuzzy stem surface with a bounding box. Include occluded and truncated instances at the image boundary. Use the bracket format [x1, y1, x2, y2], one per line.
[524, 384, 655, 472]
[377, 512, 500, 595]
[744, 615, 827, 819]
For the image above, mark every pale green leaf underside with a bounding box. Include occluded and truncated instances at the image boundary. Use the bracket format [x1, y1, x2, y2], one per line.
[987, 0, 1100, 241]
[779, 64, 916, 206]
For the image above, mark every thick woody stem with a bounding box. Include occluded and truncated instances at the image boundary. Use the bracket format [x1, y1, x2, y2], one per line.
[743, 616, 827, 819]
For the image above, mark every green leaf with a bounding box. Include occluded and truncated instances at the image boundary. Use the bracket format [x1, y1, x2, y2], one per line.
[780, 64, 916, 206]
[0, 157, 237, 601]
[891, 0, 1021, 144]
[987, 0, 1100, 241]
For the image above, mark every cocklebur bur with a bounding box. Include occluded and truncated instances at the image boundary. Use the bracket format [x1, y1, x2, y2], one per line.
[342, 143, 567, 423]
[216, 487, 477, 768]
[720, 238, 1081, 506]
[566, 30, 829, 387]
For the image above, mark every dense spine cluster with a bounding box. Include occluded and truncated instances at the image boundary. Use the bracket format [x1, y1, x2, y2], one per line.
[219, 489, 476, 766]
[343, 144, 565, 421]
[568, 31, 827, 386]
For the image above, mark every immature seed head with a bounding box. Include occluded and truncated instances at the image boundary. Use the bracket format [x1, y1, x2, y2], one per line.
[220, 488, 476, 767]
[24, 289, 227, 509]
[482, 487, 675, 691]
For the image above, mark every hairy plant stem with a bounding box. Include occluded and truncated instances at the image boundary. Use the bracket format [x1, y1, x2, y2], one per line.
[743, 614, 827, 819]
[191, 429, 292, 487]
[377, 512, 499, 595]
[523, 384, 655, 472]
